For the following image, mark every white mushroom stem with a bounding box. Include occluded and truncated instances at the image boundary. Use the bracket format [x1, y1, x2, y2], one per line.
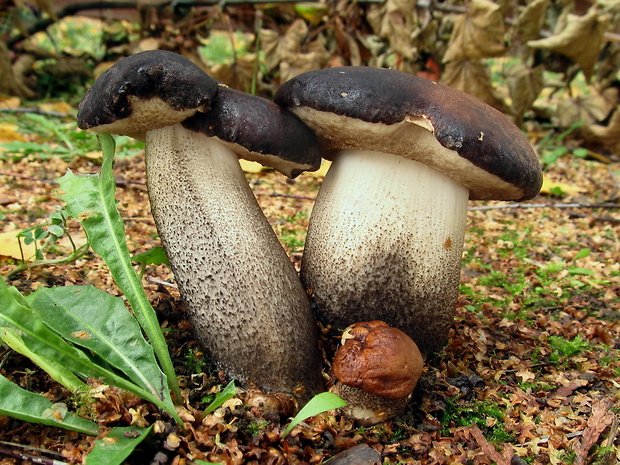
[145, 123, 323, 399]
[301, 150, 469, 355]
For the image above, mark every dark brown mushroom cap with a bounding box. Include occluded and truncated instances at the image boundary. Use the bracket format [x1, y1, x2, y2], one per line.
[77, 50, 218, 138]
[332, 321, 423, 400]
[274, 66, 542, 201]
[181, 86, 322, 178]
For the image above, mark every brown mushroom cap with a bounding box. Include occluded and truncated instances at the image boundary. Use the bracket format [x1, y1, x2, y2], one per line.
[274, 66, 542, 201]
[181, 86, 321, 178]
[77, 50, 218, 139]
[332, 321, 423, 400]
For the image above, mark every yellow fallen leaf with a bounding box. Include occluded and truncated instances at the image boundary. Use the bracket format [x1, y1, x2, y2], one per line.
[0, 230, 36, 260]
[539, 173, 585, 196]
[0, 96, 21, 109]
[38, 101, 73, 114]
[239, 159, 264, 174]
[309, 159, 331, 177]
[0, 122, 25, 143]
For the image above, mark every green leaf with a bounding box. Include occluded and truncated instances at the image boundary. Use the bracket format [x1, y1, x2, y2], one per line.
[132, 246, 169, 266]
[0, 326, 89, 394]
[0, 280, 179, 422]
[56, 133, 181, 404]
[0, 373, 98, 435]
[27, 285, 170, 404]
[85, 426, 153, 465]
[282, 392, 347, 438]
[568, 267, 594, 275]
[573, 147, 589, 158]
[47, 224, 65, 237]
[202, 381, 236, 417]
[573, 248, 591, 261]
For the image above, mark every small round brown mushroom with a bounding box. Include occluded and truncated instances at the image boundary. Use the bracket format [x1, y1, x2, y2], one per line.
[274, 66, 543, 355]
[77, 50, 324, 401]
[329, 321, 424, 425]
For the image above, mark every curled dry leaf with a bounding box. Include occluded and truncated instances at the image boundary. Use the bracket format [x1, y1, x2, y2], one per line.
[528, 9, 610, 80]
[583, 107, 620, 151]
[515, 0, 550, 44]
[366, 0, 418, 61]
[442, 0, 506, 63]
[506, 62, 544, 124]
[277, 19, 330, 83]
[441, 59, 510, 113]
[555, 85, 619, 143]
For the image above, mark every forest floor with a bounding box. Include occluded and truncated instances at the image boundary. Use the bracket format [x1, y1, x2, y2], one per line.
[0, 119, 619, 464]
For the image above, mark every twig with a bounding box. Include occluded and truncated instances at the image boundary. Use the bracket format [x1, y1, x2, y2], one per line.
[7, 0, 383, 48]
[468, 202, 620, 211]
[7, 243, 90, 279]
[567, 212, 620, 224]
[0, 107, 71, 118]
[259, 192, 317, 201]
[147, 276, 178, 289]
[0, 172, 56, 183]
[0, 445, 68, 465]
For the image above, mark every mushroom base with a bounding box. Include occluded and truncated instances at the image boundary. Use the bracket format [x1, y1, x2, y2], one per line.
[301, 150, 469, 355]
[145, 124, 324, 401]
[329, 382, 411, 426]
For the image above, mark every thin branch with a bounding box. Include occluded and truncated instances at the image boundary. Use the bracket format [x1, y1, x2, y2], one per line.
[147, 276, 178, 289]
[468, 202, 620, 211]
[0, 171, 56, 183]
[0, 107, 71, 118]
[258, 192, 317, 202]
[0, 445, 68, 465]
[7, 0, 383, 48]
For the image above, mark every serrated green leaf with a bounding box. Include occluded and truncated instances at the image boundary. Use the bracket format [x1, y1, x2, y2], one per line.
[85, 426, 153, 465]
[282, 392, 347, 438]
[0, 373, 98, 435]
[27, 285, 170, 404]
[56, 134, 181, 405]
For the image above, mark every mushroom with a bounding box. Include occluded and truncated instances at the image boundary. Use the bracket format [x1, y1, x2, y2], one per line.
[274, 66, 543, 355]
[77, 50, 324, 401]
[329, 321, 423, 426]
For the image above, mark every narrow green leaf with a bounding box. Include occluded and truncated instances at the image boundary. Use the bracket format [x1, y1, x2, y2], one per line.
[568, 267, 594, 275]
[27, 285, 170, 404]
[0, 327, 89, 394]
[282, 392, 347, 438]
[85, 425, 153, 465]
[0, 374, 98, 435]
[201, 381, 236, 417]
[56, 133, 181, 404]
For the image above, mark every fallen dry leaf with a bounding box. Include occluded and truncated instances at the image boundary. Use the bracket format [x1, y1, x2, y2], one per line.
[574, 398, 616, 465]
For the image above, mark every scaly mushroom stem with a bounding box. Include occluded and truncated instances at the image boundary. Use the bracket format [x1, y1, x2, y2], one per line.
[301, 150, 469, 355]
[146, 124, 323, 401]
